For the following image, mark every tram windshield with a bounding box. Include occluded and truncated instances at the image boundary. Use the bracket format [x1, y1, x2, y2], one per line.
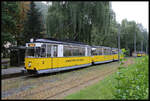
[25, 47, 46, 58]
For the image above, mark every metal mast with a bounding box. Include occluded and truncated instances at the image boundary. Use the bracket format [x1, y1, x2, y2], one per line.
[118, 25, 120, 62]
[134, 32, 136, 57]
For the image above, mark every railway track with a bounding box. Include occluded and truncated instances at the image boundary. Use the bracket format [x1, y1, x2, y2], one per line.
[2, 58, 134, 99]
[3, 65, 118, 99]
[46, 67, 117, 99]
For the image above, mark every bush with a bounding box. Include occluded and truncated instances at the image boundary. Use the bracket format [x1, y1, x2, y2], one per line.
[114, 56, 148, 99]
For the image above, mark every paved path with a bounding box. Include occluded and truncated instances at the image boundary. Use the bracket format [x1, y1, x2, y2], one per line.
[2, 66, 25, 75]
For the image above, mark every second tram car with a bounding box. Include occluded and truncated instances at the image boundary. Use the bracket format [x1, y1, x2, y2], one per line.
[91, 46, 114, 64]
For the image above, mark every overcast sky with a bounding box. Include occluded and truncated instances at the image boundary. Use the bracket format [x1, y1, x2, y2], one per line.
[111, 1, 149, 32]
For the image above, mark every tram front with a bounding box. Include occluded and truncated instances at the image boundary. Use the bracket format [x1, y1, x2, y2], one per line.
[24, 42, 52, 74]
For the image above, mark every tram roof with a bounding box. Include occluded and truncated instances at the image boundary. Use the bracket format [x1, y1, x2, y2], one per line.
[137, 51, 145, 53]
[111, 47, 119, 50]
[91, 45, 112, 49]
[32, 38, 90, 46]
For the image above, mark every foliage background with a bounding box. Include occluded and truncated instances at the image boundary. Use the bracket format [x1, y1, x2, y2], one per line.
[1, 1, 148, 57]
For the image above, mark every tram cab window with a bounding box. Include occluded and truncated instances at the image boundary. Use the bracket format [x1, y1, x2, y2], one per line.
[25, 45, 46, 58]
[25, 47, 34, 58]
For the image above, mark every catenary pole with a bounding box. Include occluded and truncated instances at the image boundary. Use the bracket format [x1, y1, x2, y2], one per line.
[134, 32, 136, 57]
[118, 24, 120, 63]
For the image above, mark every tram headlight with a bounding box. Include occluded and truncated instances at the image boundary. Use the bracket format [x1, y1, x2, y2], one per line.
[28, 63, 31, 67]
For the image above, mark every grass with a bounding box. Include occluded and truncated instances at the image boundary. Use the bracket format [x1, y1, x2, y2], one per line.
[64, 69, 118, 99]
[65, 56, 148, 99]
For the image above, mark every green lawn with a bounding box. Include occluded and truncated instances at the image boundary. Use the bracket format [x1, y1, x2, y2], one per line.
[65, 68, 119, 99]
[65, 56, 148, 99]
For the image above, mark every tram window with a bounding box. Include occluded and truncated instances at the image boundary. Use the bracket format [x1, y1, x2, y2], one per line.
[108, 49, 111, 55]
[110, 49, 112, 55]
[104, 49, 109, 55]
[47, 45, 51, 57]
[87, 47, 91, 56]
[98, 48, 103, 55]
[40, 48, 46, 57]
[79, 47, 85, 56]
[79, 48, 82, 56]
[53, 45, 58, 57]
[72, 47, 79, 56]
[96, 49, 99, 55]
[92, 48, 97, 55]
[82, 47, 85, 56]
[39, 44, 46, 57]
[64, 45, 71, 57]
[64, 45, 85, 57]
[35, 47, 41, 57]
[113, 50, 118, 54]
[107, 49, 111, 55]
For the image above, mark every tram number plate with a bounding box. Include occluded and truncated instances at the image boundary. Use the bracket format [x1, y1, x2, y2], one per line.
[28, 44, 35, 47]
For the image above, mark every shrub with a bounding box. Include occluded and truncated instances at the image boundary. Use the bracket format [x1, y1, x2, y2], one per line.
[114, 56, 148, 99]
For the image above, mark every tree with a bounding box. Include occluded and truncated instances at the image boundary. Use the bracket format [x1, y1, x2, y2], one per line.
[119, 19, 148, 56]
[1, 1, 20, 57]
[45, 1, 148, 56]
[22, 1, 44, 44]
[16, 1, 30, 45]
[46, 1, 113, 45]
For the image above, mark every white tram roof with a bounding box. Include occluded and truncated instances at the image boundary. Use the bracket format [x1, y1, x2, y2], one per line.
[111, 48, 119, 50]
[31, 38, 90, 47]
[92, 45, 112, 49]
[92, 46, 121, 51]
[137, 51, 145, 53]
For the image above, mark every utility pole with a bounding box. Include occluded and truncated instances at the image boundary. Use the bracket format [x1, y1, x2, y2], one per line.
[134, 32, 136, 57]
[146, 45, 148, 54]
[118, 24, 120, 63]
[141, 40, 143, 52]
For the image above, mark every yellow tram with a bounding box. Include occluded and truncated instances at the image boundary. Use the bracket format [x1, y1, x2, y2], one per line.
[24, 38, 123, 74]
[137, 51, 146, 57]
[25, 39, 92, 74]
[132, 51, 146, 57]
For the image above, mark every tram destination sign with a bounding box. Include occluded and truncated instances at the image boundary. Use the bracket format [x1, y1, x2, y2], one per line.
[28, 43, 35, 47]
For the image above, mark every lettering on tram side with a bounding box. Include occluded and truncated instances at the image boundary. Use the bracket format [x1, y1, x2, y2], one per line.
[66, 59, 84, 62]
